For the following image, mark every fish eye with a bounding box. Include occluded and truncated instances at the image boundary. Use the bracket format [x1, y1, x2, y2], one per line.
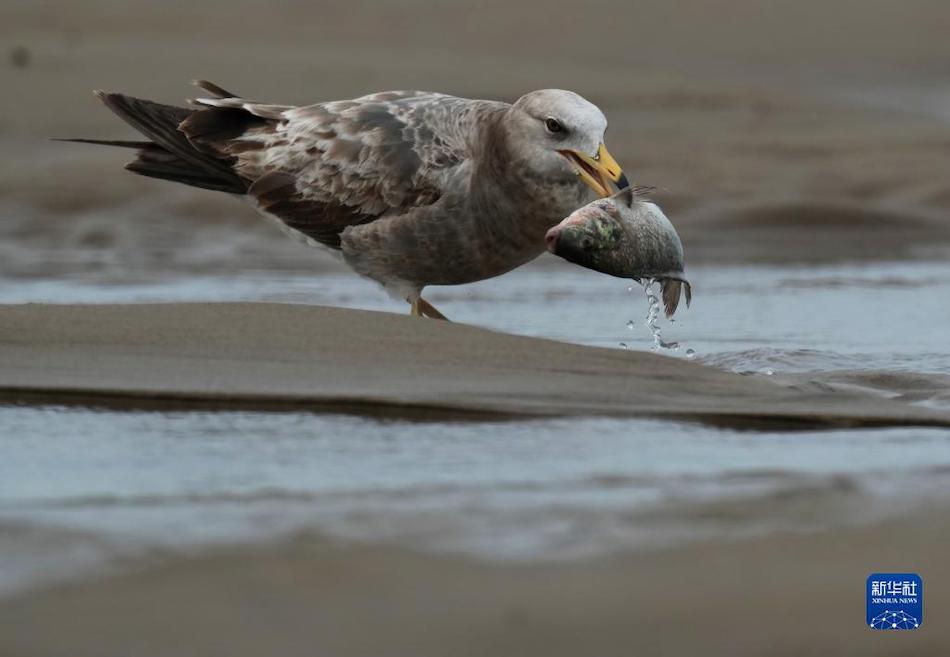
[544, 117, 565, 134]
[581, 235, 595, 251]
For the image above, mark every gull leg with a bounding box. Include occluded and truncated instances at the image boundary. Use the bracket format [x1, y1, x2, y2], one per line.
[418, 298, 449, 321]
[407, 296, 449, 320]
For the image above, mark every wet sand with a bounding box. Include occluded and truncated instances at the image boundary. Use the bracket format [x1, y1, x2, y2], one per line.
[2, 302, 949, 428]
[1, 507, 947, 657]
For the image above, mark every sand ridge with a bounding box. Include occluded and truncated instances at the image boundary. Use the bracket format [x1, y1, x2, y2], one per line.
[1, 302, 948, 428]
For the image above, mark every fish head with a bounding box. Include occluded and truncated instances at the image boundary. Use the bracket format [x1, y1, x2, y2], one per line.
[545, 199, 628, 271]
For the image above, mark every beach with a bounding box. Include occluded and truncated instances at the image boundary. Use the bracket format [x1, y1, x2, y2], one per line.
[2, 0, 950, 653]
[1, 509, 948, 657]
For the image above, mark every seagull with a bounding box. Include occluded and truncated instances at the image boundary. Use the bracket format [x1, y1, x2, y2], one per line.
[66, 81, 629, 318]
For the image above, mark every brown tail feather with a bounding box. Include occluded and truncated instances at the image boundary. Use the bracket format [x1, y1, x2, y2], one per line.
[93, 91, 194, 160]
[55, 138, 153, 149]
[64, 91, 248, 195]
[192, 79, 238, 99]
[126, 144, 250, 193]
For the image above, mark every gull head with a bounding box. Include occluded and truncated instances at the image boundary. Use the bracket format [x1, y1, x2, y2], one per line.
[507, 89, 628, 197]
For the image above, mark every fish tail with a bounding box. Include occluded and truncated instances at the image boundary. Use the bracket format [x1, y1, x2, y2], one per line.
[661, 278, 692, 318]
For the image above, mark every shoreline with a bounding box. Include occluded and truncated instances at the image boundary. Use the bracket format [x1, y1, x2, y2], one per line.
[2, 302, 949, 428]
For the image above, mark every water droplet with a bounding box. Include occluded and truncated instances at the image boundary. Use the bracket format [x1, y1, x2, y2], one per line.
[626, 320, 635, 330]
[641, 278, 679, 351]
[762, 368, 775, 376]
[685, 349, 696, 359]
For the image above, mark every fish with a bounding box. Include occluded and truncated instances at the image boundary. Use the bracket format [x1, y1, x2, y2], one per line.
[544, 187, 692, 318]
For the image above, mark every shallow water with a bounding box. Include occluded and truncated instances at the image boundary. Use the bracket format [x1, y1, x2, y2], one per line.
[1, 260, 949, 595]
[2, 407, 949, 597]
[4, 259, 949, 376]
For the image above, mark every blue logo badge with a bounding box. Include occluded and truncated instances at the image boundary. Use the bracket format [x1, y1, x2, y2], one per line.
[867, 573, 922, 630]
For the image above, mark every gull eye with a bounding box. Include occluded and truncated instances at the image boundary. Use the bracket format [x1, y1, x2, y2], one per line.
[544, 117, 564, 134]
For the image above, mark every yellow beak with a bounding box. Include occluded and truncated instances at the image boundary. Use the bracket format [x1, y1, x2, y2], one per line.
[560, 143, 629, 198]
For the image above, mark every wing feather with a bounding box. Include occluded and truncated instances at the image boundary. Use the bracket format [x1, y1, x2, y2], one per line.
[184, 89, 474, 249]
